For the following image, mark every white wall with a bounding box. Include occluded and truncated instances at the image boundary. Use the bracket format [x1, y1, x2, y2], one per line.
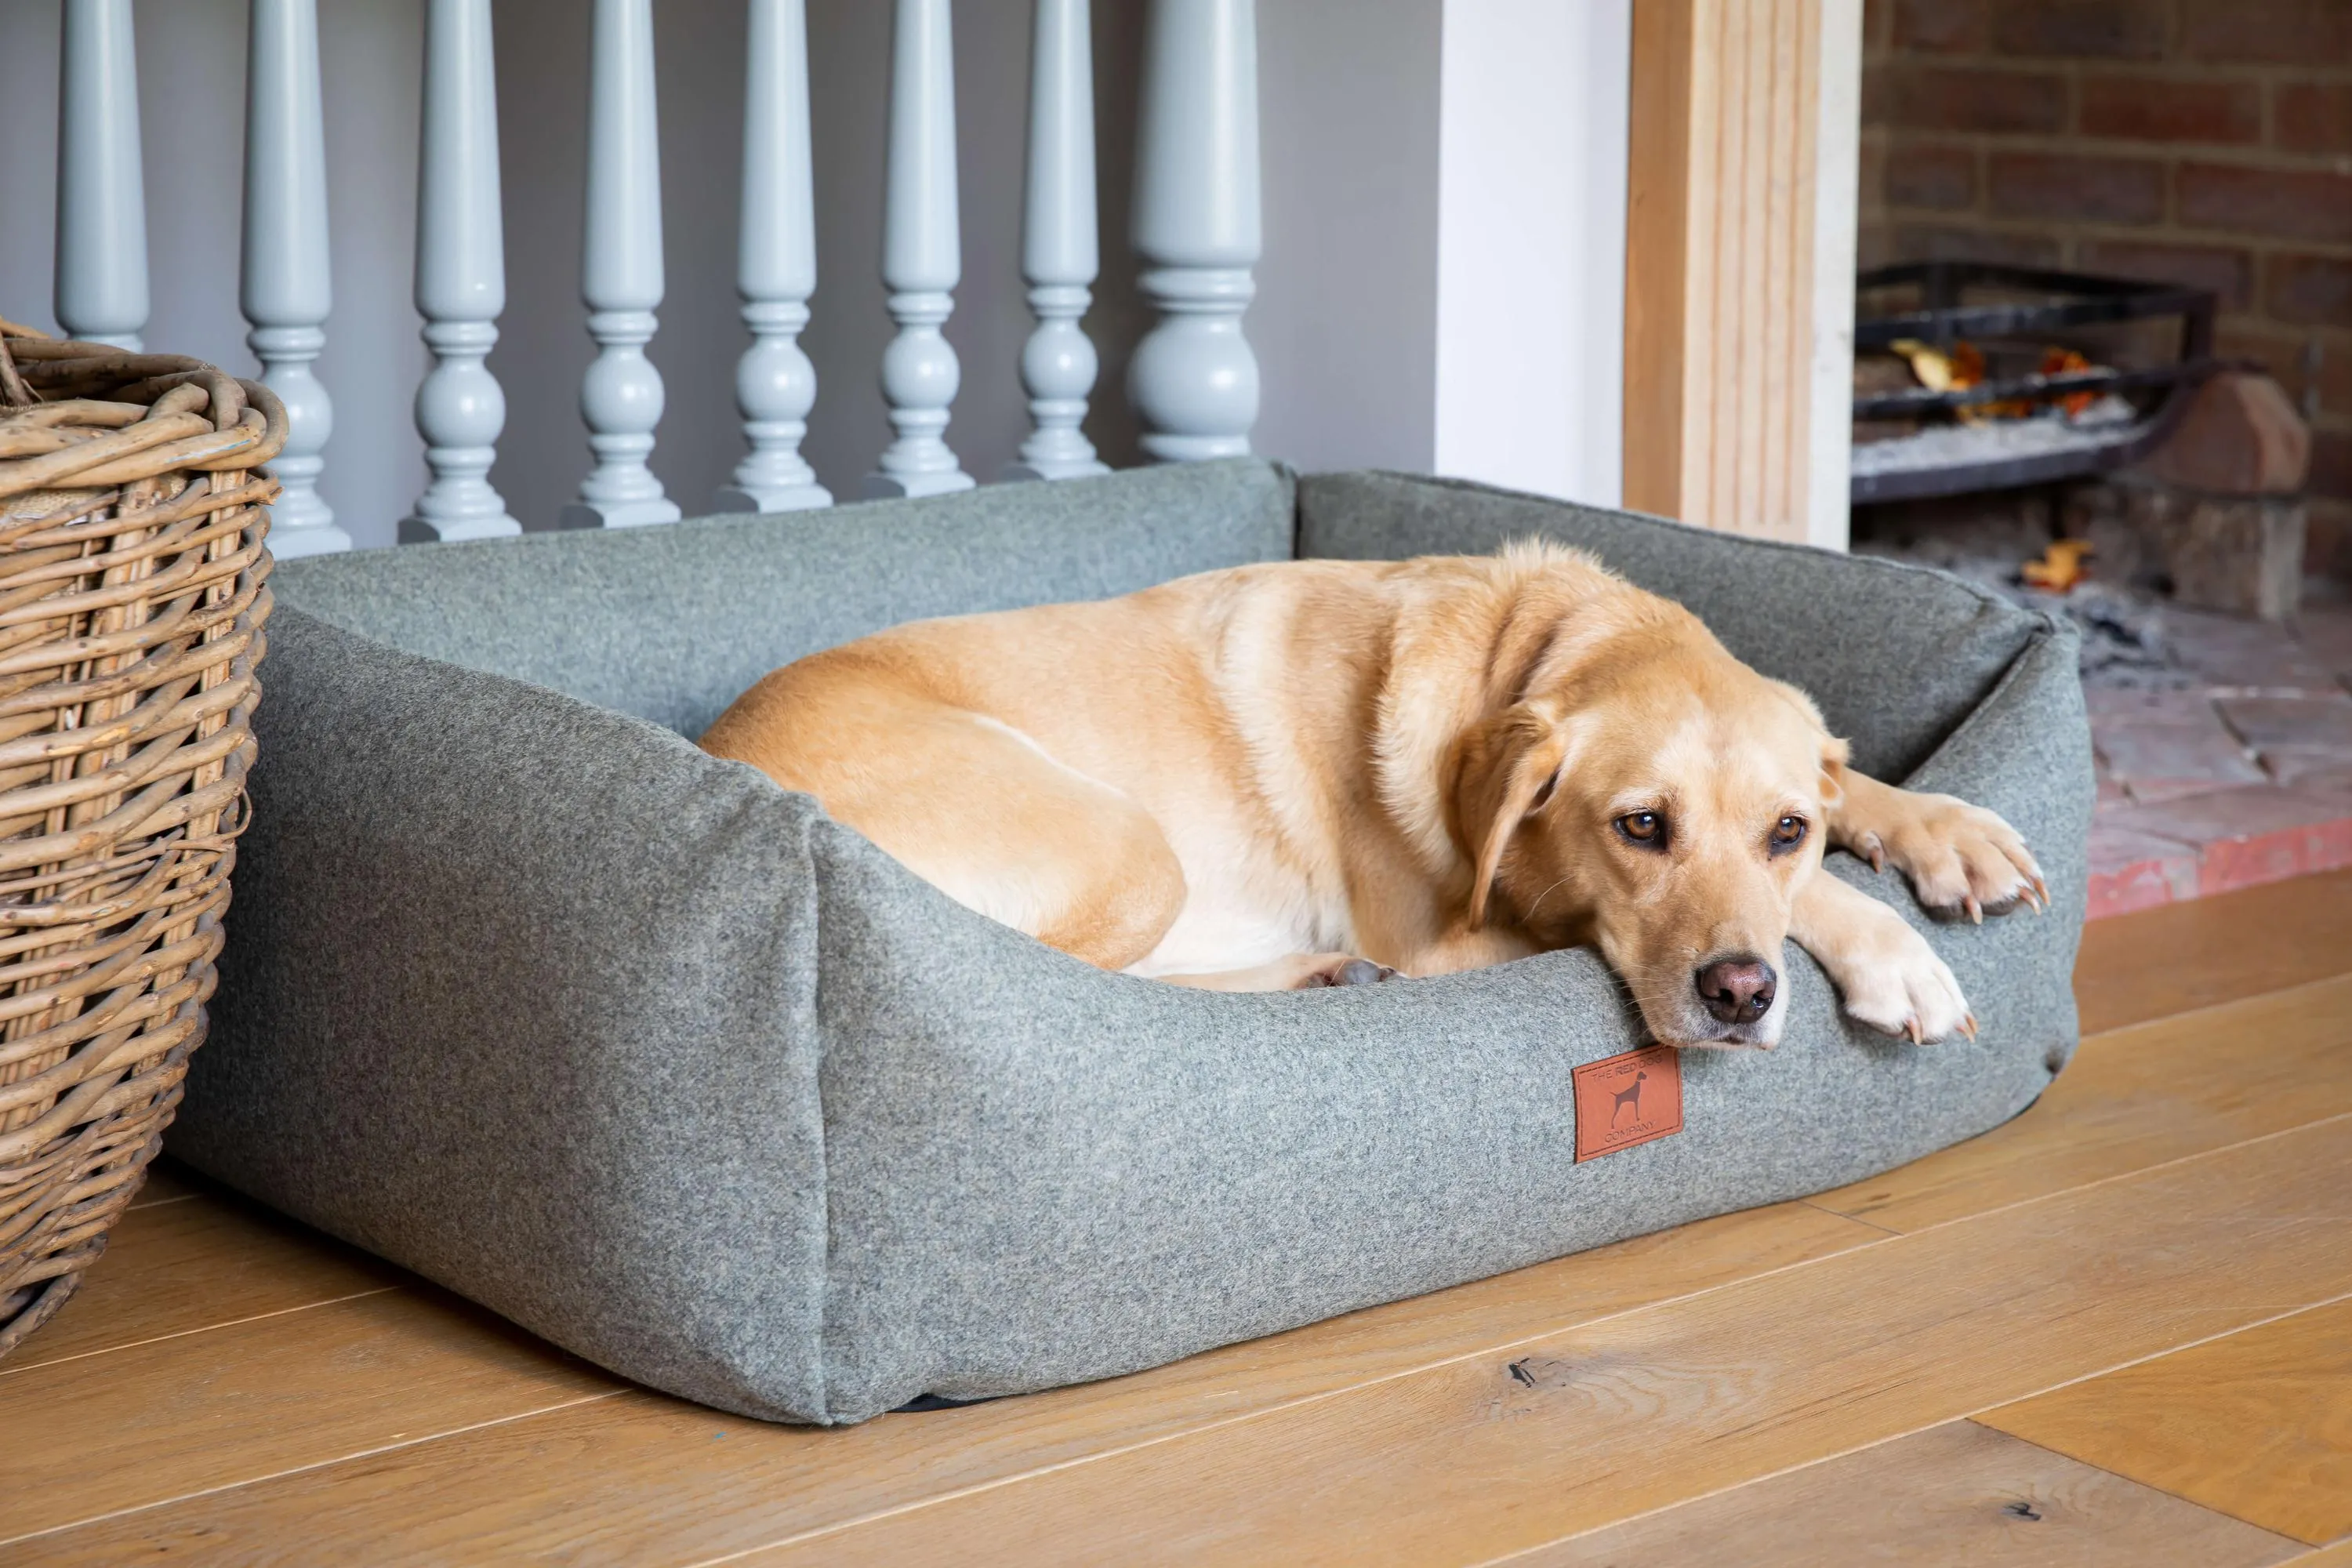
[1432, 0, 1631, 510]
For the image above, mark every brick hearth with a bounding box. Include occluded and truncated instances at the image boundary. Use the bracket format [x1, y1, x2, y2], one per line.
[2085, 597, 2352, 917]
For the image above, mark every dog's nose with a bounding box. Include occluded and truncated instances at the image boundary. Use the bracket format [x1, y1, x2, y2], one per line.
[1696, 957, 1777, 1025]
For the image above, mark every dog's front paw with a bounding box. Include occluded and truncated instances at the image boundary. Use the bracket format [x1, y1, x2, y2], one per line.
[1833, 904, 1974, 1044]
[1290, 953, 1403, 989]
[1856, 793, 2046, 924]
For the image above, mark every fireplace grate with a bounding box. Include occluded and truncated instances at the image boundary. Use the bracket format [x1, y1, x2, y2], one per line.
[1850, 261, 2224, 504]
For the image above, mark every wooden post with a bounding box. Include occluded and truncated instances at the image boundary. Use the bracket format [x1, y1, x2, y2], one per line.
[404, 0, 521, 543]
[243, 0, 350, 557]
[54, 0, 148, 352]
[718, 0, 830, 514]
[562, 0, 681, 529]
[1004, 0, 1109, 482]
[866, 0, 975, 499]
[1624, 0, 1859, 549]
[1129, 0, 1260, 463]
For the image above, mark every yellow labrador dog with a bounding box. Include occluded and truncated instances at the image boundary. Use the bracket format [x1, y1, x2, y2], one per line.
[702, 543, 2045, 1050]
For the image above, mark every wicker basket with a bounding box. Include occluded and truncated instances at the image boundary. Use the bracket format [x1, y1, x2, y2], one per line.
[0, 321, 279, 1359]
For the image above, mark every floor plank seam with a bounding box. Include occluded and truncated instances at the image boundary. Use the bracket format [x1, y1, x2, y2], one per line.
[0, 1389, 633, 1549]
[1814, 1108, 2352, 1239]
[698, 1112, 2352, 1566]
[2085, 968, 2352, 1043]
[1464, 1285, 2352, 1568]
[0, 1287, 405, 1381]
[1966, 1420, 2325, 1549]
[121, 1192, 201, 1213]
[1798, 1198, 1899, 1237]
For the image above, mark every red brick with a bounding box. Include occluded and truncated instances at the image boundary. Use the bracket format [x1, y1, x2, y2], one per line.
[2080, 75, 2261, 143]
[2317, 428, 2352, 499]
[2218, 695, 2352, 752]
[1894, 0, 1987, 53]
[1862, 61, 1896, 126]
[1991, 0, 2165, 59]
[2315, 330, 2352, 419]
[2142, 371, 2313, 493]
[2095, 700, 2267, 796]
[2181, 0, 2352, 64]
[1891, 223, 2063, 267]
[2277, 83, 2352, 155]
[2178, 162, 2352, 244]
[2079, 240, 2255, 310]
[1858, 137, 1889, 211]
[2213, 319, 2309, 380]
[2085, 824, 2199, 919]
[2268, 254, 2352, 330]
[1886, 143, 1977, 209]
[1989, 151, 2166, 223]
[2100, 782, 2352, 897]
[1889, 67, 2068, 134]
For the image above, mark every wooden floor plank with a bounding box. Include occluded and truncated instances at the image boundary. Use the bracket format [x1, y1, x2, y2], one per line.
[0, 1290, 619, 1544]
[1517, 1419, 2304, 1567]
[123, 1157, 202, 1210]
[4, 1192, 403, 1375]
[9, 1203, 1881, 1566]
[2075, 869, 2352, 1035]
[732, 1118, 2352, 1567]
[27, 921, 2352, 1565]
[8, 868, 2346, 1563]
[1978, 1299, 2352, 1546]
[2285, 1542, 2352, 1566]
[1809, 971, 2352, 1234]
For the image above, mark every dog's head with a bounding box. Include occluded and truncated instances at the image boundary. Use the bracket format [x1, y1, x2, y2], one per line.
[1448, 601, 1844, 1050]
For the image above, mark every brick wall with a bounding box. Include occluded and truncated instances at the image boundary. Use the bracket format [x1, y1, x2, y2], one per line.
[1859, 0, 2352, 579]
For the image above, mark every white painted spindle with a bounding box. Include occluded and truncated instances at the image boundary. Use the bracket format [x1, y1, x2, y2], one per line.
[55, 0, 148, 351]
[1130, 0, 1261, 462]
[242, 0, 350, 556]
[717, 0, 829, 514]
[562, 0, 679, 529]
[403, 0, 520, 543]
[1004, 0, 1108, 482]
[865, 0, 974, 499]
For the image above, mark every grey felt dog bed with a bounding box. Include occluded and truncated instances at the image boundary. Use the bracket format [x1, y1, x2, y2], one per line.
[174, 460, 2092, 1425]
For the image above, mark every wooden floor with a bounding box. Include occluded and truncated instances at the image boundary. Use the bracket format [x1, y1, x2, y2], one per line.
[7, 877, 2352, 1565]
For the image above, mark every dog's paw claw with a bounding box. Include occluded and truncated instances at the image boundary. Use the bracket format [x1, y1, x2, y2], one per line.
[1961, 1011, 1979, 1041]
[1832, 906, 1973, 1044]
[1860, 831, 1886, 874]
[1964, 895, 1983, 925]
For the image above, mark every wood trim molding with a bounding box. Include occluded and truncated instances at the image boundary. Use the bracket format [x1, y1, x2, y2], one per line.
[1624, 0, 1859, 547]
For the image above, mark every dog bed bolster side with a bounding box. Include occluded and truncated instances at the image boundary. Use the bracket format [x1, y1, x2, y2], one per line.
[180, 608, 838, 1422]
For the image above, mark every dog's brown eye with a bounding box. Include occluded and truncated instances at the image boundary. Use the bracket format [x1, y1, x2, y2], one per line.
[1770, 815, 1809, 853]
[1616, 811, 1664, 848]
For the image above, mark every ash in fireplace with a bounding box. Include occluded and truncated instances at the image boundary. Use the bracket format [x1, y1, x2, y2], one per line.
[1849, 396, 2144, 481]
[1855, 536, 2182, 685]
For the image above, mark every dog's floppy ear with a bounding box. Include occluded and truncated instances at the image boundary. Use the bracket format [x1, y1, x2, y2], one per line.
[1817, 733, 1851, 811]
[1454, 702, 1572, 929]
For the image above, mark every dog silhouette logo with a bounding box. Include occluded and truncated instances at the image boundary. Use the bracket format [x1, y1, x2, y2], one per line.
[1573, 1047, 1683, 1162]
[1611, 1071, 1647, 1126]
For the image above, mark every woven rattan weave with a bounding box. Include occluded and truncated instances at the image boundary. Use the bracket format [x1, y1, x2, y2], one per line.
[0, 320, 279, 1359]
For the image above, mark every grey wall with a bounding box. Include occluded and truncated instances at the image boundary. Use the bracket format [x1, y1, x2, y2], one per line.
[0, 0, 429, 544]
[0, 0, 1439, 549]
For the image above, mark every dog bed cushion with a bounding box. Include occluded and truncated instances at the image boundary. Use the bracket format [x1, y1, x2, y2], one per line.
[174, 460, 2092, 1425]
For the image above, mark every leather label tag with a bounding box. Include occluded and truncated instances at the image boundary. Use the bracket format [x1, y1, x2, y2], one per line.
[1573, 1045, 1683, 1162]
